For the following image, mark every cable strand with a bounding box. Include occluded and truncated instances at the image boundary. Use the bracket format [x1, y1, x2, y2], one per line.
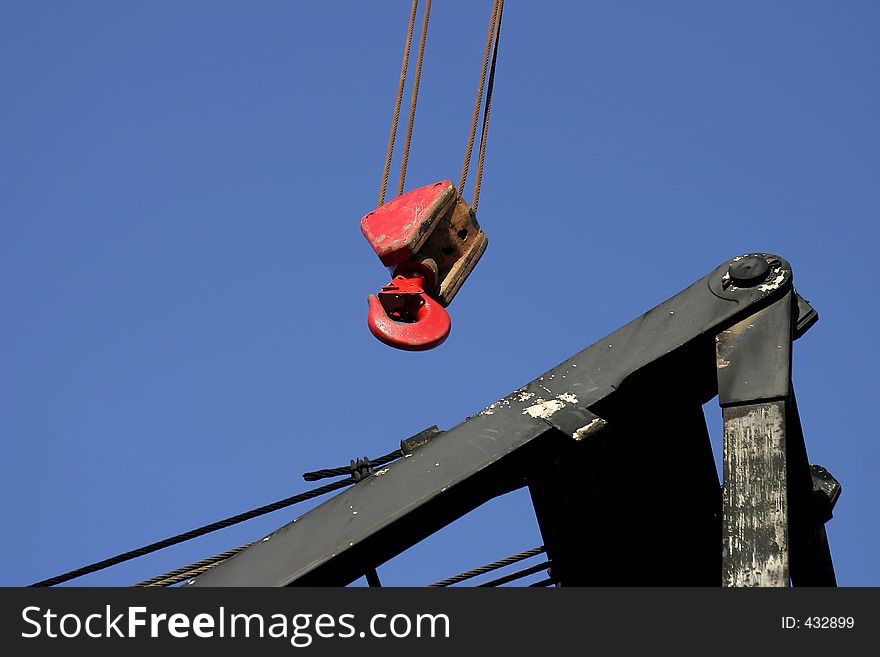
[477, 560, 551, 587]
[31, 478, 355, 587]
[472, 0, 504, 211]
[135, 542, 257, 587]
[379, 0, 419, 206]
[427, 546, 545, 587]
[302, 448, 403, 482]
[459, 0, 499, 194]
[397, 0, 431, 196]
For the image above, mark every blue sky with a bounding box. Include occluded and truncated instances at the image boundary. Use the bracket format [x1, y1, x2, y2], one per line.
[2, 1, 877, 586]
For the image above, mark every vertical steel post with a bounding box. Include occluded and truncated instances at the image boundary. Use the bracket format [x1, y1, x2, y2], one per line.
[716, 292, 794, 586]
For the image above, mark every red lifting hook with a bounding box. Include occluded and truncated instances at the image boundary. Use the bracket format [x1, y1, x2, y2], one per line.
[361, 180, 488, 351]
[367, 265, 451, 351]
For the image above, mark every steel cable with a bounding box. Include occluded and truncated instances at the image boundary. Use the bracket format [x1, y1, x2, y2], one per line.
[428, 545, 545, 587]
[471, 0, 504, 212]
[302, 448, 403, 482]
[528, 575, 560, 587]
[31, 478, 355, 587]
[135, 542, 257, 587]
[379, 0, 419, 206]
[459, 0, 500, 195]
[477, 560, 551, 587]
[397, 0, 431, 196]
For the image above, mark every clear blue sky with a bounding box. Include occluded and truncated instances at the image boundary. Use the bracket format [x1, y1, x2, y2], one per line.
[2, 1, 877, 586]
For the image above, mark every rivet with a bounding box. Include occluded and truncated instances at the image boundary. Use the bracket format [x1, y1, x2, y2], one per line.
[728, 256, 770, 287]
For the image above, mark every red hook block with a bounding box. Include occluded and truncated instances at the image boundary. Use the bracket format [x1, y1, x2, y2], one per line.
[361, 180, 487, 351]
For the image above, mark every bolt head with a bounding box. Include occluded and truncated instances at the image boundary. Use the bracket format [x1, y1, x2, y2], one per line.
[728, 256, 770, 286]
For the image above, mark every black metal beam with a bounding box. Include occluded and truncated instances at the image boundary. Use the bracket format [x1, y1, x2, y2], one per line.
[716, 293, 794, 586]
[192, 254, 797, 587]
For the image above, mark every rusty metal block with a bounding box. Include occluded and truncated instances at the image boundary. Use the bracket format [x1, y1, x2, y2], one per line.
[361, 180, 488, 306]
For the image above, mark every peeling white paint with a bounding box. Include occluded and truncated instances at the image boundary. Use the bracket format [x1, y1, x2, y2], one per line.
[523, 399, 565, 419]
[520, 390, 581, 419]
[374, 468, 390, 477]
[758, 271, 787, 292]
[479, 397, 513, 416]
[572, 417, 608, 441]
[481, 387, 580, 420]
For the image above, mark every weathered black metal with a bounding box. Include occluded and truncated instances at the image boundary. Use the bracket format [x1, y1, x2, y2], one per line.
[714, 292, 839, 587]
[191, 253, 836, 587]
[787, 391, 839, 586]
[401, 425, 443, 454]
[794, 294, 819, 339]
[364, 568, 382, 587]
[728, 255, 771, 286]
[808, 465, 842, 523]
[715, 293, 793, 406]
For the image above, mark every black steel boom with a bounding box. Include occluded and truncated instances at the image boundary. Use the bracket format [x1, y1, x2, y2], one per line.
[192, 253, 838, 587]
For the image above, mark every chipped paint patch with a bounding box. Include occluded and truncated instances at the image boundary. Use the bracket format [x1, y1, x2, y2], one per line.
[483, 389, 578, 419]
[758, 270, 787, 293]
[520, 391, 580, 420]
[523, 399, 564, 419]
[572, 417, 608, 441]
[374, 468, 389, 477]
[479, 397, 513, 416]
